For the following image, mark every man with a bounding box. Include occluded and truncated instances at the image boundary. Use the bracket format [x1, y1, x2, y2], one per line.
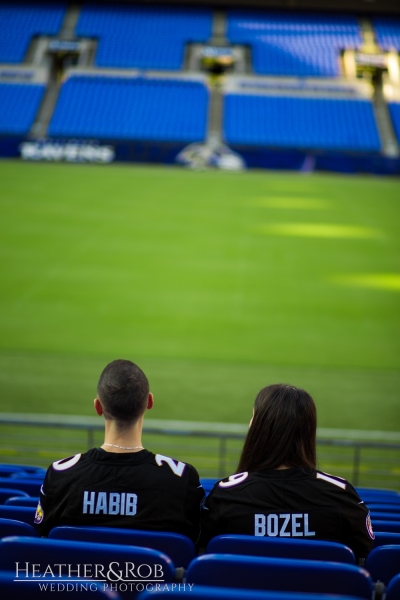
[35, 359, 205, 542]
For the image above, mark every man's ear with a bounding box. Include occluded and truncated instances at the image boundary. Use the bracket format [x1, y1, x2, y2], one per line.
[94, 398, 103, 416]
[147, 393, 154, 411]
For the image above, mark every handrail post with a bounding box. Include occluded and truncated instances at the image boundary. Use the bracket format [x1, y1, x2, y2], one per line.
[353, 444, 361, 487]
[88, 427, 94, 450]
[219, 436, 227, 478]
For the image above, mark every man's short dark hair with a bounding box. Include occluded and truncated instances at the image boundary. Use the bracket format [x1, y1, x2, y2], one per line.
[97, 359, 149, 425]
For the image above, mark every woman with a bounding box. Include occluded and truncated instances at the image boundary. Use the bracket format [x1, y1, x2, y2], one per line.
[200, 384, 374, 563]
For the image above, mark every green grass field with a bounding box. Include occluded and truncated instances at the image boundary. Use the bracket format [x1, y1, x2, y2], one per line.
[0, 160, 399, 433]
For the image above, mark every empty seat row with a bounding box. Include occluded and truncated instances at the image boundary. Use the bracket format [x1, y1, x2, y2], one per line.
[372, 17, 400, 52]
[0, 2, 65, 63]
[76, 5, 212, 70]
[48, 76, 209, 142]
[0, 83, 45, 135]
[227, 11, 362, 77]
[1, 534, 400, 598]
[223, 94, 381, 152]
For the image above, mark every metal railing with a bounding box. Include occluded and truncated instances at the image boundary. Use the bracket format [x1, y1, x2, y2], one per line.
[0, 413, 399, 490]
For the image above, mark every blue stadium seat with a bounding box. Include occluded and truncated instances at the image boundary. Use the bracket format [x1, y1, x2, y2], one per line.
[49, 526, 195, 568]
[0, 3, 66, 63]
[386, 573, 400, 600]
[0, 489, 29, 504]
[185, 554, 373, 598]
[0, 478, 42, 496]
[0, 466, 26, 477]
[76, 5, 212, 70]
[372, 521, 400, 533]
[388, 103, 400, 145]
[206, 534, 355, 564]
[373, 18, 400, 52]
[227, 11, 362, 77]
[370, 512, 400, 521]
[0, 464, 46, 477]
[48, 76, 209, 143]
[201, 478, 219, 493]
[0, 83, 46, 135]
[367, 504, 400, 513]
[0, 506, 35, 526]
[373, 532, 400, 548]
[140, 586, 364, 600]
[0, 537, 175, 586]
[4, 497, 39, 507]
[0, 518, 37, 538]
[365, 545, 400, 585]
[0, 570, 120, 598]
[223, 94, 381, 152]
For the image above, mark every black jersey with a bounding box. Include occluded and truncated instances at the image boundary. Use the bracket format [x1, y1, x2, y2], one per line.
[34, 448, 205, 542]
[200, 468, 374, 561]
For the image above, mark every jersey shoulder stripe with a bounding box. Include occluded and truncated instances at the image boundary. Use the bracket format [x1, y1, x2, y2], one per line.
[52, 454, 82, 471]
[316, 471, 347, 490]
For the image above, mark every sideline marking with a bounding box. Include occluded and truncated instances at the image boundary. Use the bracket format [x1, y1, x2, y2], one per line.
[331, 273, 400, 292]
[252, 197, 329, 210]
[257, 223, 382, 239]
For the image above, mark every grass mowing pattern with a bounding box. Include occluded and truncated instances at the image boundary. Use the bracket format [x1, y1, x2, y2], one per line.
[0, 161, 399, 435]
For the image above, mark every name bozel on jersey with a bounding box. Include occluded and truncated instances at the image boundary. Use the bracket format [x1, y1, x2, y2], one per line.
[254, 513, 316, 537]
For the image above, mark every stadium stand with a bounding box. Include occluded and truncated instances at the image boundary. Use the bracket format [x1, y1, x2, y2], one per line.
[206, 535, 356, 564]
[0, 518, 37, 538]
[76, 5, 213, 70]
[0, 489, 28, 504]
[387, 574, 400, 600]
[49, 526, 196, 569]
[0, 571, 120, 599]
[366, 545, 400, 585]
[186, 554, 373, 597]
[48, 75, 209, 142]
[373, 532, 400, 548]
[388, 103, 400, 144]
[0, 2, 66, 63]
[4, 497, 39, 507]
[223, 94, 381, 151]
[0, 83, 45, 135]
[373, 17, 400, 52]
[227, 11, 363, 77]
[140, 589, 367, 600]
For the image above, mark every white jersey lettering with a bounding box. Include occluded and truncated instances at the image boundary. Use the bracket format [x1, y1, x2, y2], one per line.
[219, 472, 249, 488]
[155, 454, 186, 477]
[316, 472, 346, 490]
[279, 514, 291, 537]
[82, 491, 137, 516]
[254, 514, 266, 536]
[253, 513, 315, 537]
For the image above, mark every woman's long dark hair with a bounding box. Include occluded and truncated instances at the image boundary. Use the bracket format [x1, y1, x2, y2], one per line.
[237, 384, 317, 473]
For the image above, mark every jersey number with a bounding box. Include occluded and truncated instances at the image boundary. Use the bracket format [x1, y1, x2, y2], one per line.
[155, 454, 186, 477]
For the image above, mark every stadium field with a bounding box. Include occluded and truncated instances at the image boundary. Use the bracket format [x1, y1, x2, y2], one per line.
[0, 160, 399, 434]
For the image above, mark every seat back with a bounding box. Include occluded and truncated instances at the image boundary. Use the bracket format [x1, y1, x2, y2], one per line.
[186, 554, 373, 598]
[0, 518, 38, 538]
[0, 536, 175, 592]
[206, 534, 355, 564]
[0, 570, 119, 598]
[365, 545, 400, 584]
[0, 478, 42, 496]
[370, 512, 400, 521]
[0, 488, 29, 504]
[371, 520, 400, 533]
[367, 504, 400, 513]
[4, 497, 39, 507]
[140, 585, 367, 600]
[373, 532, 400, 548]
[0, 506, 36, 525]
[49, 526, 195, 568]
[386, 573, 400, 600]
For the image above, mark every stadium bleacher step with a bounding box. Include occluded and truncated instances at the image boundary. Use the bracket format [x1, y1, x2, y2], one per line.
[373, 83, 400, 157]
[59, 4, 81, 40]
